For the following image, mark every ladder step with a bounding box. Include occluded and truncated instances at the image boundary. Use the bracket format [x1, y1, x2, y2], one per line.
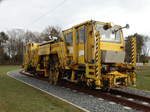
[89, 72, 95, 75]
[88, 69, 95, 73]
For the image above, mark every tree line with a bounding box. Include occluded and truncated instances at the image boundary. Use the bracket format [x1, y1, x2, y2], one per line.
[125, 33, 150, 63]
[0, 26, 61, 65]
[0, 26, 149, 65]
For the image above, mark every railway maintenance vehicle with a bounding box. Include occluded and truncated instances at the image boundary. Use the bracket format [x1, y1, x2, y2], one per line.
[23, 20, 136, 90]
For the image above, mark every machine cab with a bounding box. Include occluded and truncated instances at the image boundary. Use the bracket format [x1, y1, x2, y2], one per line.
[95, 22, 126, 63]
[63, 20, 127, 65]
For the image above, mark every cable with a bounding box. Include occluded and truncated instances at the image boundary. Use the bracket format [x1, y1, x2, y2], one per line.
[31, 0, 67, 24]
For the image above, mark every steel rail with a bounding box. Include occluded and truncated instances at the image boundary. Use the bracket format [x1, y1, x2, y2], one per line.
[110, 89, 150, 103]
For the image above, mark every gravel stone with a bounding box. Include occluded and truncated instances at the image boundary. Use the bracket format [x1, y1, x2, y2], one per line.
[8, 70, 142, 112]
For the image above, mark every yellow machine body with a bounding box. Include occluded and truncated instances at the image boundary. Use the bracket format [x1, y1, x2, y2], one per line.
[23, 20, 136, 89]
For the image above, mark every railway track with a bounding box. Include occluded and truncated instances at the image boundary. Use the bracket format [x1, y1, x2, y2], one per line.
[20, 70, 150, 112]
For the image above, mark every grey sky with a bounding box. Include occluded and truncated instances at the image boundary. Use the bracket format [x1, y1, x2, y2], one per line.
[0, 0, 150, 38]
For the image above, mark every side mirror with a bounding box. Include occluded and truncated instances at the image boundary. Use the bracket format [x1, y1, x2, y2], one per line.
[103, 23, 114, 30]
[125, 24, 130, 29]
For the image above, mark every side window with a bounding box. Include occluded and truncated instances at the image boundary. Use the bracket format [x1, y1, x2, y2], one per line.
[65, 32, 73, 46]
[78, 28, 86, 44]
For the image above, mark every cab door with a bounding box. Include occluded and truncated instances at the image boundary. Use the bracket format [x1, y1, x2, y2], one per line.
[76, 26, 86, 64]
[63, 30, 73, 60]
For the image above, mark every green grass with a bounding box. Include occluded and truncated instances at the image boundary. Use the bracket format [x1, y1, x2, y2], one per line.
[0, 66, 84, 112]
[135, 66, 150, 91]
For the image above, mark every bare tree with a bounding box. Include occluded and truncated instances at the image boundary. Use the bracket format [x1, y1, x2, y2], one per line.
[24, 31, 41, 43]
[6, 29, 25, 64]
[0, 32, 9, 64]
[40, 26, 62, 41]
[0, 32, 8, 46]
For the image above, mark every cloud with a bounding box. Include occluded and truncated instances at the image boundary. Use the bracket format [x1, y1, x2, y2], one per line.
[0, 0, 3, 3]
[0, 0, 150, 37]
[117, 0, 149, 11]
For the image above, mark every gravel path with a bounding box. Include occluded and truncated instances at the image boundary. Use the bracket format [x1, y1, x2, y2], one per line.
[7, 70, 142, 112]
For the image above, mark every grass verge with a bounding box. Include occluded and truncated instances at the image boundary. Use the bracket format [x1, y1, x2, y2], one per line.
[0, 65, 85, 112]
[135, 66, 150, 91]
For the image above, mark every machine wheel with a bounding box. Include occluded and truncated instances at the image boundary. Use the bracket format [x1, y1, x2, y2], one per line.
[48, 70, 53, 84]
[101, 87, 110, 92]
[86, 79, 95, 89]
[53, 68, 59, 85]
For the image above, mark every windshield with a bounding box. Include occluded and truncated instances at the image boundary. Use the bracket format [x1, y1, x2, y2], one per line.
[96, 24, 121, 43]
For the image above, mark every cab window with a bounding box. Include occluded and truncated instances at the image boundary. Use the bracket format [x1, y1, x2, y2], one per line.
[65, 32, 73, 46]
[96, 24, 121, 43]
[78, 28, 86, 44]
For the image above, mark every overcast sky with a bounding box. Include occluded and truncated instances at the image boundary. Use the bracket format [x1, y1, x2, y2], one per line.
[0, 0, 150, 38]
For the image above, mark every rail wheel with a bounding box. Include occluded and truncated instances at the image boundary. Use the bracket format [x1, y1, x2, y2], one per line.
[86, 79, 95, 89]
[49, 70, 53, 84]
[53, 68, 59, 85]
